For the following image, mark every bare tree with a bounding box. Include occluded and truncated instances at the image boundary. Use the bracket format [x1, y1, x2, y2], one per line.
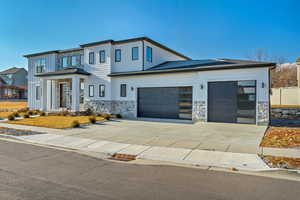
[245, 49, 296, 88]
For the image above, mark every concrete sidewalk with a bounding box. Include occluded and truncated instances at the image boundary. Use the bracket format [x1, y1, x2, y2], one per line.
[10, 133, 272, 171]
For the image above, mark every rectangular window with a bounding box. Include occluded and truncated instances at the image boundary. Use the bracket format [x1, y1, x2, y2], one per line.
[99, 84, 105, 97]
[88, 85, 94, 97]
[71, 56, 77, 66]
[115, 49, 121, 62]
[120, 84, 127, 97]
[89, 52, 95, 64]
[80, 82, 84, 103]
[62, 56, 68, 68]
[35, 59, 46, 73]
[146, 46, 152, 62]
[132, 47, 139, 60]
[99, 50, 105, 63]
[80, 54, 84, 65]
[36, 86, 40, 100]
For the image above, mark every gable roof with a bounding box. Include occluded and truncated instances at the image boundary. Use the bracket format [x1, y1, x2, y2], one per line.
[24, 37, 191, 60]
[0, 67, 24, 75]
[108, 59, 276, 77]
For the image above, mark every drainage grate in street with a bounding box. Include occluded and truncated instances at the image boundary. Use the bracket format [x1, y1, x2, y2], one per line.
[109, 153, 136, 162]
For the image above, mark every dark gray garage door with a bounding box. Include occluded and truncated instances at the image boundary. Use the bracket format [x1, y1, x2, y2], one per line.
[138, 87, 192, 120]
[208, 81, 256, 124]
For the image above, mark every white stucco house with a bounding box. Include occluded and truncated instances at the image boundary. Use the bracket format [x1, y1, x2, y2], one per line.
[24, 37, 275, 125]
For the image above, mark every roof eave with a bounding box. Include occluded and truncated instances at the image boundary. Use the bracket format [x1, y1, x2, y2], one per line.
[108, 63, 275, 77]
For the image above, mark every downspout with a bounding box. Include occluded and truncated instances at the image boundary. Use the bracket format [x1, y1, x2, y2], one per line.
[142, 40, 145, 71]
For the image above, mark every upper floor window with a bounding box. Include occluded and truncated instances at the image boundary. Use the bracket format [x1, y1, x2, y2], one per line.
[120, 84, 127, 97]
[146, 46, 152, 62]
[35, 58, 46, 73]
[62, 56, 68, 68]
[80, 54, 84, 65]
[99, 84, 105, 97]
[115, 49, 121, 62]
[99, 50, 105, 63]
[89, 52, 95, 64]
[71, 56, 77, 67]
[132, 47, 139, 60]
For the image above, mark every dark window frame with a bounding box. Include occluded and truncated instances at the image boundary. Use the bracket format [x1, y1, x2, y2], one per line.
[146, 46, 152, 62]
[132, 47, 139, 60]
[88, 85, 94, 97]
[115, 49, 121, 62]
[89, 52, 95, 64]
[71, 55, 77, 67]
[120, 84, 127, 97]
[99, 84, 105, 97]
[36, 86, 40, 100]
[99, 50, 106, 63]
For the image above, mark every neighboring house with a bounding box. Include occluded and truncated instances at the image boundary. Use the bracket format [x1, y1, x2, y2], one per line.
[297, 57, 300, 87]
[0, 67, 28, 99]
[24, 37, 275, 125]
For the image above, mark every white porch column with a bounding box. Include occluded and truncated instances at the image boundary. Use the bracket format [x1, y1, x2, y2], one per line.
[46, 80, 52, 111]
[71, 76, 80, 112]
[40, 79, 47, 111]
[51, 80, 57, 110]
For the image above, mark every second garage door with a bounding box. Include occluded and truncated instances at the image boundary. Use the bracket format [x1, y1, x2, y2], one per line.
[138, 87, 192, 120]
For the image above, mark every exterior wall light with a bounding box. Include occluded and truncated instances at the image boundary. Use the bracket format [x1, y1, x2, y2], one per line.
[200, 84, 204, 89]
[261, 82, 265, 88]
[131, 86, 134, 91]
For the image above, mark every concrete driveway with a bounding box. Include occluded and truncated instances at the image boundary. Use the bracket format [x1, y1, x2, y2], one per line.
[0, 119, 267, 154]
[52, 119, 267, 154]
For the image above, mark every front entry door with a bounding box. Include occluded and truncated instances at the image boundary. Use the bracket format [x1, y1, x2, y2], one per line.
[59, 83, 67, 108]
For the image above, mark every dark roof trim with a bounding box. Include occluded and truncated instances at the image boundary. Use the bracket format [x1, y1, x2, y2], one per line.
[24, 50, 59, 58]
[108, 63, 276, 77]
[35, 68, 90, 77]
[80, 37, 191, 60]
[24, 37, 190, 60]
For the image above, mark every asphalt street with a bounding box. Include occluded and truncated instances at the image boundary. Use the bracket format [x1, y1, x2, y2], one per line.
[0, 140, 299, 200]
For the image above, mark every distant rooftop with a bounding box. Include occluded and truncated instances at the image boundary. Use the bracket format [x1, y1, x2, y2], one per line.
[0, 67, 24, 75]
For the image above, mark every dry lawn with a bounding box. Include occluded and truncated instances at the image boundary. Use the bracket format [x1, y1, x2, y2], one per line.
[260, 127, 300, 148]
[271, 105, 300, 109]
[263, 156, 300, 169]
[6, 116, 104, 129]
[0, 101, 27, 111]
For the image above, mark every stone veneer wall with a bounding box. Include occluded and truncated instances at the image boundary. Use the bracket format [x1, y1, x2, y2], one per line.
[271, 108, 300, 120]
[84, 100, 137, 119]
[193, 101, 206, 122]
[257, 101, 269, 125]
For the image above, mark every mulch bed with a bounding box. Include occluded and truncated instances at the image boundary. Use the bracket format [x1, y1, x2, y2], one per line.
[262, 155, 300, 169]
[260, 127, 300, 148]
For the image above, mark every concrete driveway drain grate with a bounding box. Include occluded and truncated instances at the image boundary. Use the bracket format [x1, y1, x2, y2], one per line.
[109, 153, 136, 162]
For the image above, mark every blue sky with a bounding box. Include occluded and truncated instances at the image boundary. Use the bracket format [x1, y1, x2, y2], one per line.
[0, 0, 299, 70]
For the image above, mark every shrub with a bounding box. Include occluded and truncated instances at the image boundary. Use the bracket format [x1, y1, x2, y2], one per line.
[71, 120, 80, 128]
[13, 112, 20, 117]
[84, 108, 93, 116]
[59, 110, 69, 116]
[102, 113, 111, 120]
[23, 113, 30, 118]
[40, 111, 46, 116]
[116, 114, 122, 119]
[17, 107, 29, 113]
[27, 110, 33, 115]
[89, 116, 97, 124]
[7, 114, 15, 121]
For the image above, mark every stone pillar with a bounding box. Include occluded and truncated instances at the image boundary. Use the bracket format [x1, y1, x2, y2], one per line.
[40, 79, 47, 111]
[192, 101, 206, 122]
[257, 101, 269, 125]
[71, 76, 80, 112]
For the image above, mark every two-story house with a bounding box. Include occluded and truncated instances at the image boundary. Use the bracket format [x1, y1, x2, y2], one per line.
[0, 67, 28, 99]
[24, 37, 275, 125]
